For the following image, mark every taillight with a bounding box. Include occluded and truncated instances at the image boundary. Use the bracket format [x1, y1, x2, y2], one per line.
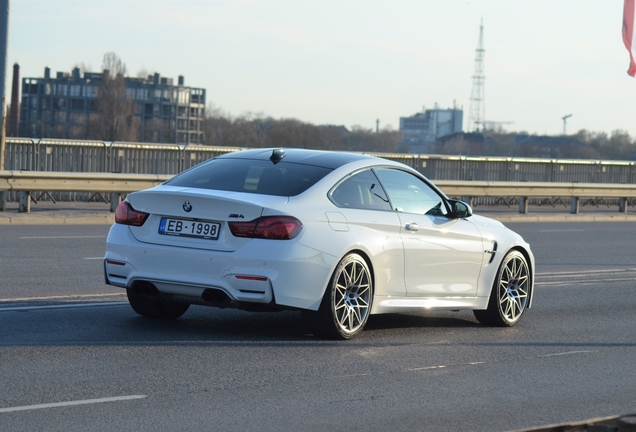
[115, 201, 150, 227]
[228, 216, 302, 240]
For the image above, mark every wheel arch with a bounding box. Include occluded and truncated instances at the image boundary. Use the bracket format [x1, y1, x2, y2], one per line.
[330, 248, 376, 298]
[346, 248, 376, 287]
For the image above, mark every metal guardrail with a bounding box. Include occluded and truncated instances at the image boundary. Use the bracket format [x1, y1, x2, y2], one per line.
[3, 138, 240, 201]
[2, 170, 635, 215]
[436, 180, 636, 214]
[0, 171, 171, 212]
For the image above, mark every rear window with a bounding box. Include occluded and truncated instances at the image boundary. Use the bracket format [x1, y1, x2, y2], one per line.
[164, 159, 332, 196]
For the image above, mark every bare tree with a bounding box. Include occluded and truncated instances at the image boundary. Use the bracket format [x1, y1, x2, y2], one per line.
[136, 66, 156, 80]
[102, 52, 127, 76]
[242, 112, 270, 148]
[267, 119, 322, 149]
[317, 126, 345, 151]
[201, 106, 407, 152]
[202, 103, 234, 146]
[341, 126, 401, 153]
[87, 52, 137, 141]
[144, 118, 173, 143]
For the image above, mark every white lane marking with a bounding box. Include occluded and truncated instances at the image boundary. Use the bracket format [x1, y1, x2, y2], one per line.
[0, 395, 146, 414]
[408, 352, 594, 374]
[82, 257, 104, 260]
[536, 274, 636, 281]
[539, 350, 595, 357]
[536, 277, 636, 286]
[537, 269, 636, 277]
[0, 302, 129, 312]
[0, 293, 126, 302]
[409, 365, 447, 371]
[537, 229, 586, 232]
[18, 236, 107, 239]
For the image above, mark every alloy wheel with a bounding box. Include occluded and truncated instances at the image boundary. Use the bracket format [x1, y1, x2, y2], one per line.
[331, 255, 372, 336]
[497, 252, 530, 324]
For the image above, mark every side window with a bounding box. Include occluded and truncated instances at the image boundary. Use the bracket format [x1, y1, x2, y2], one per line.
[374, 168, 448, 216]
[330, 169, 392, 211]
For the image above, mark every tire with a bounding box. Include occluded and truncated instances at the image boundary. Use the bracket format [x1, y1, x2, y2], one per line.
[474, 250, 530, 327]
[302, 253, 373, 340]
[126, 288, 190, 320]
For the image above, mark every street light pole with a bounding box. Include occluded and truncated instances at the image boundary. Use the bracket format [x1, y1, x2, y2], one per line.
[562, 114, 572, 135]
[0, 0, 10, 211]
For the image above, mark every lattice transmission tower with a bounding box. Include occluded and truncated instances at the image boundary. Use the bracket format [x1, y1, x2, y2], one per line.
[469, 19, 485, 132]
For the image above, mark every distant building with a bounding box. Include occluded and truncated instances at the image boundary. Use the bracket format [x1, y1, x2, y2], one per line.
[398, 106, 463, 153]
[19, 67, 205, 144]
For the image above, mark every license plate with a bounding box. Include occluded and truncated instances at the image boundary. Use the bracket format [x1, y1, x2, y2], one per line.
[159, 218, 221, 240]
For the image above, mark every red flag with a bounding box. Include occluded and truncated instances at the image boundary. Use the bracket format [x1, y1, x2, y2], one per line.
[625, 0, 636, 76]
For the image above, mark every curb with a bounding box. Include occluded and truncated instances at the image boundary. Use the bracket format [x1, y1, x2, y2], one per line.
[489, 214, 636, 223]
[510, 413, 636, 431]
[0, 214, 115, 225]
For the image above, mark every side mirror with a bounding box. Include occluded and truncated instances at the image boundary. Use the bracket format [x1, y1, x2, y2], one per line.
[448, 199, 473, 219]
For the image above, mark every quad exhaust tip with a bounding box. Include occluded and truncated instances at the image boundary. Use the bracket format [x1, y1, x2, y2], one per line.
[133, 281, 160, 296]
[202, 289, 227, 304]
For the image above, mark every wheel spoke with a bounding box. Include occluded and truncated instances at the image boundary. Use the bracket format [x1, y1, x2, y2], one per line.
[499, 278, 509, 289]
[334, 285, 347, 309]
[350, 263, 357, 285]
[499, 292, 508, 305]
[513, 298, 522, 315]
[357, 285, 370, 297]
[343, 268, 352, 287]
[340, 309, 347, 327]
[504, 265, 513, 282]
[502, 298, 512, 317]
[352, 306, 362, 326]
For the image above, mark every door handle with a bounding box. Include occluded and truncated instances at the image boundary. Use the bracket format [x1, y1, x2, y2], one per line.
[405, 222, 420, 231]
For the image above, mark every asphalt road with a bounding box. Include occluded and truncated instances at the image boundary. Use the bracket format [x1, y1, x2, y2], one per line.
[1, 222, 636, 431]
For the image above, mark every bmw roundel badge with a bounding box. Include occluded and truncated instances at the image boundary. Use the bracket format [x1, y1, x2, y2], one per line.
[183, 202, 192, 212]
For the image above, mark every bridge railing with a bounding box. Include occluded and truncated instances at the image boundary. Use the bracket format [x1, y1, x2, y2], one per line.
[3, 138, 240, 201]
[6, 138, 636, 183]
[2, 170, 636, 215]
[3, 138, 636, 213]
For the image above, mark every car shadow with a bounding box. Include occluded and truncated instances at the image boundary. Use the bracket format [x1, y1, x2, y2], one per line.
[1, 300, 488, 348]
[364, 311, 482, 331]
[111, 306, 483, 345]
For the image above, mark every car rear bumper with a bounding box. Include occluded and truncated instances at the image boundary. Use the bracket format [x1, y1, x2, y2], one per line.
[104, 224, 336, 310]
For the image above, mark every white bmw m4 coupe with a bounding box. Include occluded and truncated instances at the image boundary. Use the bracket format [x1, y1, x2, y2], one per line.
[104, 148, 534, 339]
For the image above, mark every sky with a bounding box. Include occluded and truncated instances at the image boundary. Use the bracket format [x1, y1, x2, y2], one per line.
[5, 0, 636, 137]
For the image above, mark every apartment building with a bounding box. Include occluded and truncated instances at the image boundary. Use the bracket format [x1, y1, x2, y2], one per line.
[19, 67, 205, 145]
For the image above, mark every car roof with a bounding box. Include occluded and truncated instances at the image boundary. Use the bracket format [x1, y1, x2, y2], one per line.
[216, 148, 379, 169]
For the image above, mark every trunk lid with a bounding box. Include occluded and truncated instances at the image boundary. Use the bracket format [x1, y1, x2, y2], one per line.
[126, 185, 289, 252]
